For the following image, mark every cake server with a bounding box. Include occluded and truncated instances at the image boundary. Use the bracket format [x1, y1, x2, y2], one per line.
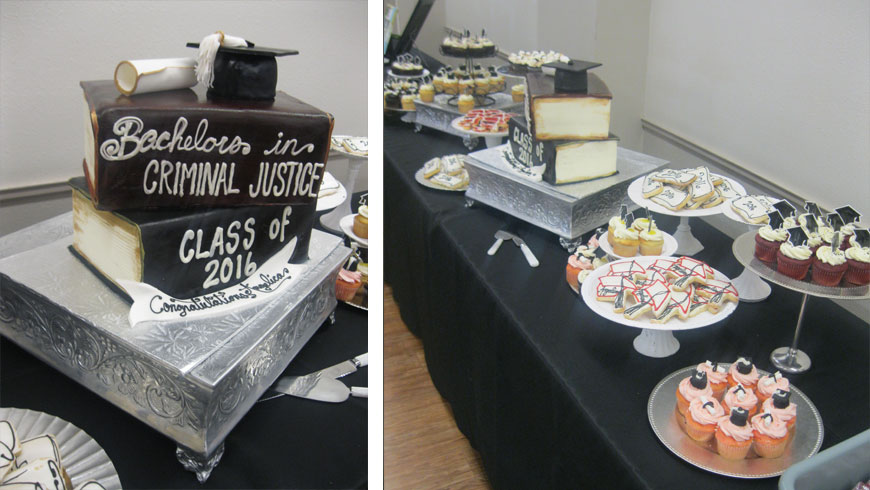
[487, 230, 512, 255]
[509, 234, 540, 268]
[259, 353, 367, 402]
[271, 375, 367, 403]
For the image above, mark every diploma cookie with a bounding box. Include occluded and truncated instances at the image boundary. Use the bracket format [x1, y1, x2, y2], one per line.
[650, 169, 696, 187]
[650, 186, 691, 211]
[442, 154, 465, 176]
[422, 157, 442, 178]
[709, 172, 725, 186]
[731, 195, 773, 224]
[688, 166, 715, 204]
[714, 178, 742, 199]
[700, 191, 724, 209]
[429, 172, 466, 190]
[641, 173, 664, 198]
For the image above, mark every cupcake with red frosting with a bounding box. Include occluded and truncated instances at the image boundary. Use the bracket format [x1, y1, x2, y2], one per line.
[335, 269, 362, 301]
[844, 244, 870, 285]
[756, 371, 789, 408]
[727, 357, 759, 390]
[715, 408, 754, 460]
[762, 389, 797, 436]
[685, 396, 725, 443]
[675, 369, 713, 416]
[812, 245, 848, 286]
[776, 240, 813, 280]
[697, 361, 728, 399]
[722, 383, 759, 418]
[751, 411, 790, 458]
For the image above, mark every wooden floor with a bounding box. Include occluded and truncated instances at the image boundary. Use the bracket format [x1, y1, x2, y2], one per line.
[384, 285, 491, 490]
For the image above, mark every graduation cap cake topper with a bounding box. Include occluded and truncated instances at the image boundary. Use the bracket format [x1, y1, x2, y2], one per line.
[543, 58, 602, 93]
[804, 201, 822, 218]
[786, 226, 809, 247]
[619, 204, 628, 222]
[689, 369, 708, 389]
[836, 205, 862, 224]
[767, 210, 785, 230]
[852, 228, 870, 248]
[773, 200, 796, 218]
[187, 31, 298, 100]
[830, 231, 841, 251]
[827, 212, 845, 232]
[729, 407, 749, 426]
[772, 389, 791, 409]
[802, 213, 819, 234]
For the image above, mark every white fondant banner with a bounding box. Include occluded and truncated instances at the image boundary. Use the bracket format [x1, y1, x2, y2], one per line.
[119, 236, 299, 327]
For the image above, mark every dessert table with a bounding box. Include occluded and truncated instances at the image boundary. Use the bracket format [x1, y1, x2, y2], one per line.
[384, 120, 870, 489]
[0, 203, 368, 489]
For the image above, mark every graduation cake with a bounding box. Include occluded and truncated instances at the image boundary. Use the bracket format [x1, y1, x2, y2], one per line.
[72, 33, 334, 301]
[508, 59, 617, 185]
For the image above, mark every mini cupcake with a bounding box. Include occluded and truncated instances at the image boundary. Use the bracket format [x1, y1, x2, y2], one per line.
[844, 245, 870, 285]
[751, 411, 789, 458]
[755, 225, 788, 263]
[639, 228, 664, 256]
[335, 269, 362, 301]
[474, 74, 490, 95]
[756, 371, 789, 410]
[607, 216, 626, 246]
[776, 241, 813, 280]
[812, 245, 848, 286]
[353, 205, 369, 238]
[457, 94, 475, 114]
[444, 74, 459, 95]
[839, 224, 856, 251]
[612, 226, 639, 257]
[685, 396, 725, 443]
[459, 77, 475, 95]
[511, 84, 525, 103]
[565, 253, 590, 291]
[697, 361, 728, 399]
[418, 83, 435, 103]
[433, 72, 445, 93]
[401, 94, 416, 111]
[722, 383, 758, 417]
[715, 408, 754, 460]
[798, 214, 824, 253]
[762, 389, 797, 435]
[675, 369, 713, 416]
[727, 357, 759, 390]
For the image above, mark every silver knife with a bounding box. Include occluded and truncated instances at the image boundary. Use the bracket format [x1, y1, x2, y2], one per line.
[509, 234, 539, 267]
[487, 230, 512, 255]
[261, 353, 368, 402]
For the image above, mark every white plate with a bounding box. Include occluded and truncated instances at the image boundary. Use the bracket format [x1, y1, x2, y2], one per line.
[598, 230, 679, 259]
[339, 214, 368, 248]
[316, 172, 347, 212]
[579, 256, 738, 331]
[414, 168, 468, 192]
[450, 116, 509, 137]
[627, 175, 747, 217]
[0, 407, 121, 490]
[648, 364, 823, 478]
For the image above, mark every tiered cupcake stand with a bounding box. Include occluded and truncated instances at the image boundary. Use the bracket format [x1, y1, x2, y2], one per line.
[627, 176, 747, 256]
[731, 231, 870, 373]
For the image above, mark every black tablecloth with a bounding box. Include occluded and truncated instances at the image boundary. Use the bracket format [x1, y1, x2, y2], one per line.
[0, 202, 368, 489]
[384, 120, 870, 489]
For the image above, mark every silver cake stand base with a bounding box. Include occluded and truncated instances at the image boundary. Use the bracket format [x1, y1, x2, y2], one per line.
[0, 214, 352, 481]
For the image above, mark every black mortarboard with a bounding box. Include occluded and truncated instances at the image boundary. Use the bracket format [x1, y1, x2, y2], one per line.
[804, 201, 822, 218]
[619, 204, 628, 222]
[852, 228, 870, 248]
[593, 244, 608, 260]
[543, 59, 602, 93]
[802, 214, 819, 234]
[735, 357, 753, 374]
[786, 226, 808, 247]
[831, 231, 842, 251]
[827, 213, 845, 232]
[836, 205, 862, 224]
[729, 407, 749, 426]
[767, 211, 784, 230]
[773, 200, 796, 218]
[689, 369, 708, 389]
[772, 389, 791, 409]
[624, 212, 635, 227]
[186, 42, 298, 100]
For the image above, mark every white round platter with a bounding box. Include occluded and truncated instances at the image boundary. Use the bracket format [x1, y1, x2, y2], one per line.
[598, 230, 679, 259]
[648, 364, 822, 479]
[627, 176, 747, 217]
[579, 256, 738, 332]
[339, 214, 368, 248]
[413, 168, 468, 192]
[0, 407, 122, 490]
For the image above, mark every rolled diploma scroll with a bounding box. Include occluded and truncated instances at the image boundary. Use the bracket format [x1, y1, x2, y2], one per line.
[114, 57, 197, 95]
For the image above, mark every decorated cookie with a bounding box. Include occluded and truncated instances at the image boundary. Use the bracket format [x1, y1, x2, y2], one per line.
[652, 289, 691, 323]
[641, 174, 664, 198]
[651, 169, 696, 187]
[688, 166, 715, 204]
[650, 186, 692, 211]
[624, 280, 671, 320]
[731, 195, 777, 224]
[595, 275, 638, 313]
[422, 157, 441, 178]
[429, 171, 467, 190]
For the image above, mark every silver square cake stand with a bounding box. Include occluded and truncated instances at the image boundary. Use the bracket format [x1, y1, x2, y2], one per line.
[402, 93, 522, 149]
[0, 213, 351, 482]
[464, 145, 668, 248]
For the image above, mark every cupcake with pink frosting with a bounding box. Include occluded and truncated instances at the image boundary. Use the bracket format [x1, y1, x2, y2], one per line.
[697, 361, 728, 399]
[675, 369, 713, 416]
[751, 411, 790, 458]
[722, 383, 758, 418]
[335, 269, 362, 301]
[762, 389, 797, 436]
[727, 357, 759, 390]
[756, 371, 789, 407]
[685, 396, 724, 442]
[715, 408, 754, 459]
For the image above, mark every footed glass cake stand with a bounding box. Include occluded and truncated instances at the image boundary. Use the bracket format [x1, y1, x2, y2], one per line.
[732, 231, 870, 373]
[722, 202, 772, 302]
[320, 149, 367, 234]
[627, 176, 747, 256]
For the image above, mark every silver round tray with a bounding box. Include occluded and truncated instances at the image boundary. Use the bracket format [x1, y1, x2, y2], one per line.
[0, 407, 121, 489]
[647, 364, 823, 478]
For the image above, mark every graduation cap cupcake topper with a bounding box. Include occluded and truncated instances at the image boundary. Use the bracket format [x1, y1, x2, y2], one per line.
[827, 213, 845, 232]
[767, 211, 785, 230]
[786, 226, 809, 247]
[543, 58, 602, 93]
[836, 205, 861, 225]
[619, 204, 628, 222]
[735, 357, 753, 375]
[729, 407, 749, 426]
[804, 201, 822, 218]
[852, 228, 870, 248]
[187, 31, 298, 100]
[772, 389, 791, 409]
[802, 214, 819, 234]
[689, 369, 708, 389]
[773, 200, 796, 218]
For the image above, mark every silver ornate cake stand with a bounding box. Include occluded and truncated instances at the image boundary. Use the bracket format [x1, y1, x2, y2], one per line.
[402, 93, 522, 150]
[0, 214, 352, 482]
[464, 145, 667, 247]
[732, 231, 870, 373]
[722, 201, 772, 302]
[627, 176, 747, 256]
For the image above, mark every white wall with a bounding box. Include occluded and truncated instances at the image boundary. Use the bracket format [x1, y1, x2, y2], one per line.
[0, 0, 367, 191]
[643, 1, 870, 214]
